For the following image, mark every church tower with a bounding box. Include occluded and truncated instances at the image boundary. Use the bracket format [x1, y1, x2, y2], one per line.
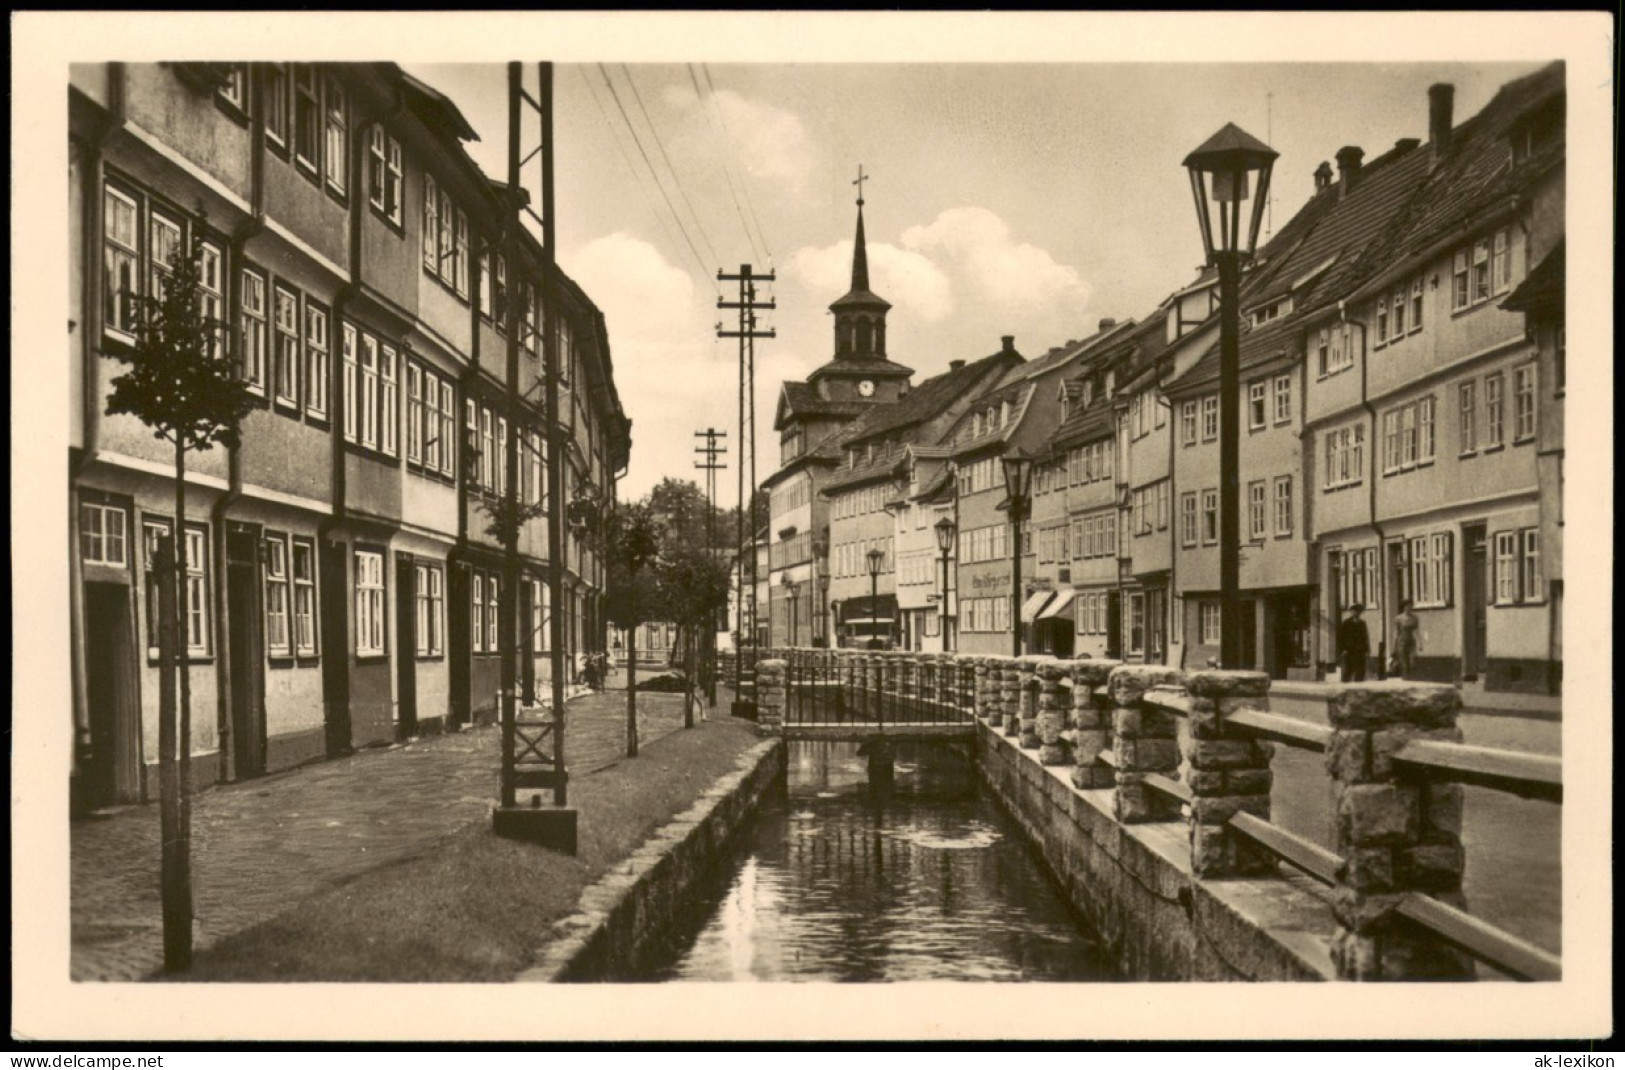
[806, 172, 913, 405]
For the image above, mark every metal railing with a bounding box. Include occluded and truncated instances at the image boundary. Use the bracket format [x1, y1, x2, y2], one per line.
[781, 649, 976, 729]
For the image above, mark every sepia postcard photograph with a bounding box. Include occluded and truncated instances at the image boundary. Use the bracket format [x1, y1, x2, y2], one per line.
[10, 9, 1614, 1046]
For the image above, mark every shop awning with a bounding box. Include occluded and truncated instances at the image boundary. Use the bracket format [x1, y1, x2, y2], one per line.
[1020, 590, 1056, 623]
[1037, 588, 1076, 620]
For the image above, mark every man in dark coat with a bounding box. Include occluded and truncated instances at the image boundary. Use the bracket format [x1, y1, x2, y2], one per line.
[1338, 604, 1370, 681]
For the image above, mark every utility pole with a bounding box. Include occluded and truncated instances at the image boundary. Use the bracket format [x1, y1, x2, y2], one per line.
[717, 266, 774, 710]
[694, 427, 726, 705]
[492, 60, 575, 853]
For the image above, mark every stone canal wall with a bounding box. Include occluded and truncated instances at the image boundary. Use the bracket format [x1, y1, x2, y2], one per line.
[518, 736, 787, 982]
[976, 717, 1335, 981]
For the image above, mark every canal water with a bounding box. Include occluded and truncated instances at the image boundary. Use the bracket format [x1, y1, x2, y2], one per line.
[639, 740, 1119, 982]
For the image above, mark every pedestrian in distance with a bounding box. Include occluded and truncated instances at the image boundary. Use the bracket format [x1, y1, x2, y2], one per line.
[1392, 600, 1420, 678]
[1338, 603, 1370, 682]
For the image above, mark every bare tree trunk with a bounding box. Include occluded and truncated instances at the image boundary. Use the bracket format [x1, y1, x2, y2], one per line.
[682, 624, 695, 729]
[156, 533, 189, 972]
[626, 629, 639, 757]
[169, 440, 193, 969]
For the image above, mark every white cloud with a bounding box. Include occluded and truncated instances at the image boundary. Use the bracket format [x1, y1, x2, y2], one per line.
[901, 206, 1091, 314]
[782, 240, 953, 323]
[709, 89, 816, 189]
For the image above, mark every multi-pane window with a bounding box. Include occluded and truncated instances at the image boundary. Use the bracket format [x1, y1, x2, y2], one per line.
[531, 578, 549, 653]
[324, 76, 348, 196]
[1521, 529, 1542, 603]
[438, 380, 457, 479]
[415, 563, 443, 657]
[274, 285, 299, 406]
[380, 344, 399, 457]
[1273, 375, 1292, 425]
[1201, 489, 1218, 545]
[103, 187, 140, 337]
[148, 212, 183, 302]
[1513, 363, 1537, 441]
[1201, 396, 1218, 441]
[1125, 593, 1145, 656]
[341, 323, 359, 442]
[1452, 248, 1471, 311]
[480, 407, 496, 491]
[1391, 284, 1406, 336]
[1493, 531, 1520, 605]
[360, 333, 379, 449]
[1375, 296, 1389, 345]
[1180, 492, 1197, 548]
[1273, 477, 1292, 537]
[1459, 381, 1477, 454]
[264, 535, 291, 656]
[495, 417, 508, 496]
[1248, 481, 1266, 540]
[216, 64, 249, 112]
[1485, 373, 1505, 448]
[1324, 424, 1366, 489]
[423, 174, 440, 272]
[241, 269, 268, 393]
[354, 549, 386, 656]
[303, 303, 328, 418]
[406, 364, 424, 464]
[1455, 227, 1513, 311]
[293, 65, 321, 173]
[528, 429, 545, 505]
[80, 502, 128, 566]
[143, 520, 211, 658]
[1200, 601, 1221, 645]
[1407, 532, 1454, 608]
[1156, 481, 1169, 531]
[471, 573, 486, 653]
[1411, 276, 1425, 330]
[1248, 381, 1267, 430]
[367, 127, 403, 225]
[292, 540, 317, 656]
[264, 64, 289, 147]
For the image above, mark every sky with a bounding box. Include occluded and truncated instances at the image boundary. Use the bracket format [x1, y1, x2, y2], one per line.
[405, 56, 1544, 505]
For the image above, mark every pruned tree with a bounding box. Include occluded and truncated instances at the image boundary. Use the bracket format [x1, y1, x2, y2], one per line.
[656, 541, 733, 728]
[602, 500, 662, 757]
[104, 223, 257, 971]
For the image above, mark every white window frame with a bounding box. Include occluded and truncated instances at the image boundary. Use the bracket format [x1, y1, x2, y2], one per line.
[1248, 480, 1266, 540]
[80, 502, 129, 567]
[292, 538, 318, 657]
[1180, 491, 1197, 548]
[422, 173, 440, 272]
[274, 284, 300, 408]
[1201, 395, 1218, 441]
[241, 268, 268, 394]
[380, 344, 399, 457]
[341, 322, 358, 442]
[354, 549, 386, 657]
[1521, 528, 1542, 603]
[1485, 373, 1505, 449]
[1248, 381, 1267, 431]
[324, 76, 348, 196]
[264, 533, 292, 657]
[406, 363, 423, 465]
[1201, 489, 1218, 545]
[1200, 601, 1221, 645]
[1273, 374, 1292, 425]
[1513, 363, 1537, 442]
[1273, 476, 1292, 537]
[1493, 531, 1520, 605]
[360, 332, 379, 450]
[102, 186, 141, 340]
[304, 302, 329, 418]
[1459, 381, 1477, 455]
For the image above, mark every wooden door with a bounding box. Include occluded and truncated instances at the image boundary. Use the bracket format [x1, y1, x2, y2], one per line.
[83, 583, 141, 807]
[395, 554, 417, 736]
[227, 527, 266, 779]
[1463, 524, 1488, 678]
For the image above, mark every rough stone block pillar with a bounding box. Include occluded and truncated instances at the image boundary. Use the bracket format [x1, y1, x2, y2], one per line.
[756, 658, 787, 733]
[1069, 659, 1121, 789]
[1107, 665, 1185, 823]
[998, 659, 1022, 736]
[1015, 654, 1053, 750]
[974, 657, 1000, 722]
[1182, 670, 1275, 878]
[1325, 682, 1474, 980]
[1035, 659, 1072, 765]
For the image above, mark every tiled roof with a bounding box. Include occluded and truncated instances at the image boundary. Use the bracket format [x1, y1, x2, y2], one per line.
[1347, 62, 1564, 295]
[1502, 240, 1563, 312]
[847, 348, 1019, 443]
[778, 381, 871, 421]
[808, 357, 916, 381]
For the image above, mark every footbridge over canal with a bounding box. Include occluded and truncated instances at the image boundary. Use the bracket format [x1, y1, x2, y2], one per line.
[747, 647, 1563, 984]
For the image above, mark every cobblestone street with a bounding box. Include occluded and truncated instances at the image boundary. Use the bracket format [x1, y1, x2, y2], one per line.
[71, 690, 701, 982]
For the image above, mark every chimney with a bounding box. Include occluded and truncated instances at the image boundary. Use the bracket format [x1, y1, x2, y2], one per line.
[1429, 82, 1455, 165]
[949, 359, 966, 371]
[1335, 146, 1365, 196]
[1098, 317, 1117, 330]
[1001, 335, 1016, 355]
[1313, 161, 1334, 191]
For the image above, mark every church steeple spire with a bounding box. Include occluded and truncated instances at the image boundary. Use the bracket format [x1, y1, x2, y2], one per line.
[851, 165, 871, 293]
[829, 164, 890, 360]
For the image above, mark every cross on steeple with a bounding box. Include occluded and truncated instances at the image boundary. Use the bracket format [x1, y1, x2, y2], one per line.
[853, 164, 869, 207]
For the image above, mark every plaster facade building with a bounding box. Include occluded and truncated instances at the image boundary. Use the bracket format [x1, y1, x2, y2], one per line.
[69, 62, 630, 812]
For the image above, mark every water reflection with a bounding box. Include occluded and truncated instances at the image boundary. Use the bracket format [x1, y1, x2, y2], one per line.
[643, 740, 1117, 983]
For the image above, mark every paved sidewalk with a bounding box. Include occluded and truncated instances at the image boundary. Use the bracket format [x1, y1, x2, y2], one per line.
[71, 692, 691, 982]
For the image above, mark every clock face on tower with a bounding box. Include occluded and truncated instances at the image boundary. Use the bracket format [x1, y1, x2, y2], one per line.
[858, 379, 876, 397]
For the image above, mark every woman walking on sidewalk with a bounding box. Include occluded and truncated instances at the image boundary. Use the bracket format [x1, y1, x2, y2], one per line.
[1392, 600, 1420, 678]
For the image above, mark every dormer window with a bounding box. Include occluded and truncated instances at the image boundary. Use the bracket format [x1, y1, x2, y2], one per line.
[1000, 400, 1011, 427]
[1082, 381, 1094, 409]
[1249, 296, 1292, 328]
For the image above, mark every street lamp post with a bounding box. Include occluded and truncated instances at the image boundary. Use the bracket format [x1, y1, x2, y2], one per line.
[935, 515, 957, 652]
[866, 547, 885, 650]
[1183, 123, 1278, 671]
[1001, 449, 1033, 658]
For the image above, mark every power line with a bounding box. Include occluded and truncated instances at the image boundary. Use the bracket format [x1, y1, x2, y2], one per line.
[701, 63, 772, 262]
[577, 65, 693, 273]
[594, 63, 712, 280]
[688, 63, 762, 264]
[618, 63, 721, 270]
